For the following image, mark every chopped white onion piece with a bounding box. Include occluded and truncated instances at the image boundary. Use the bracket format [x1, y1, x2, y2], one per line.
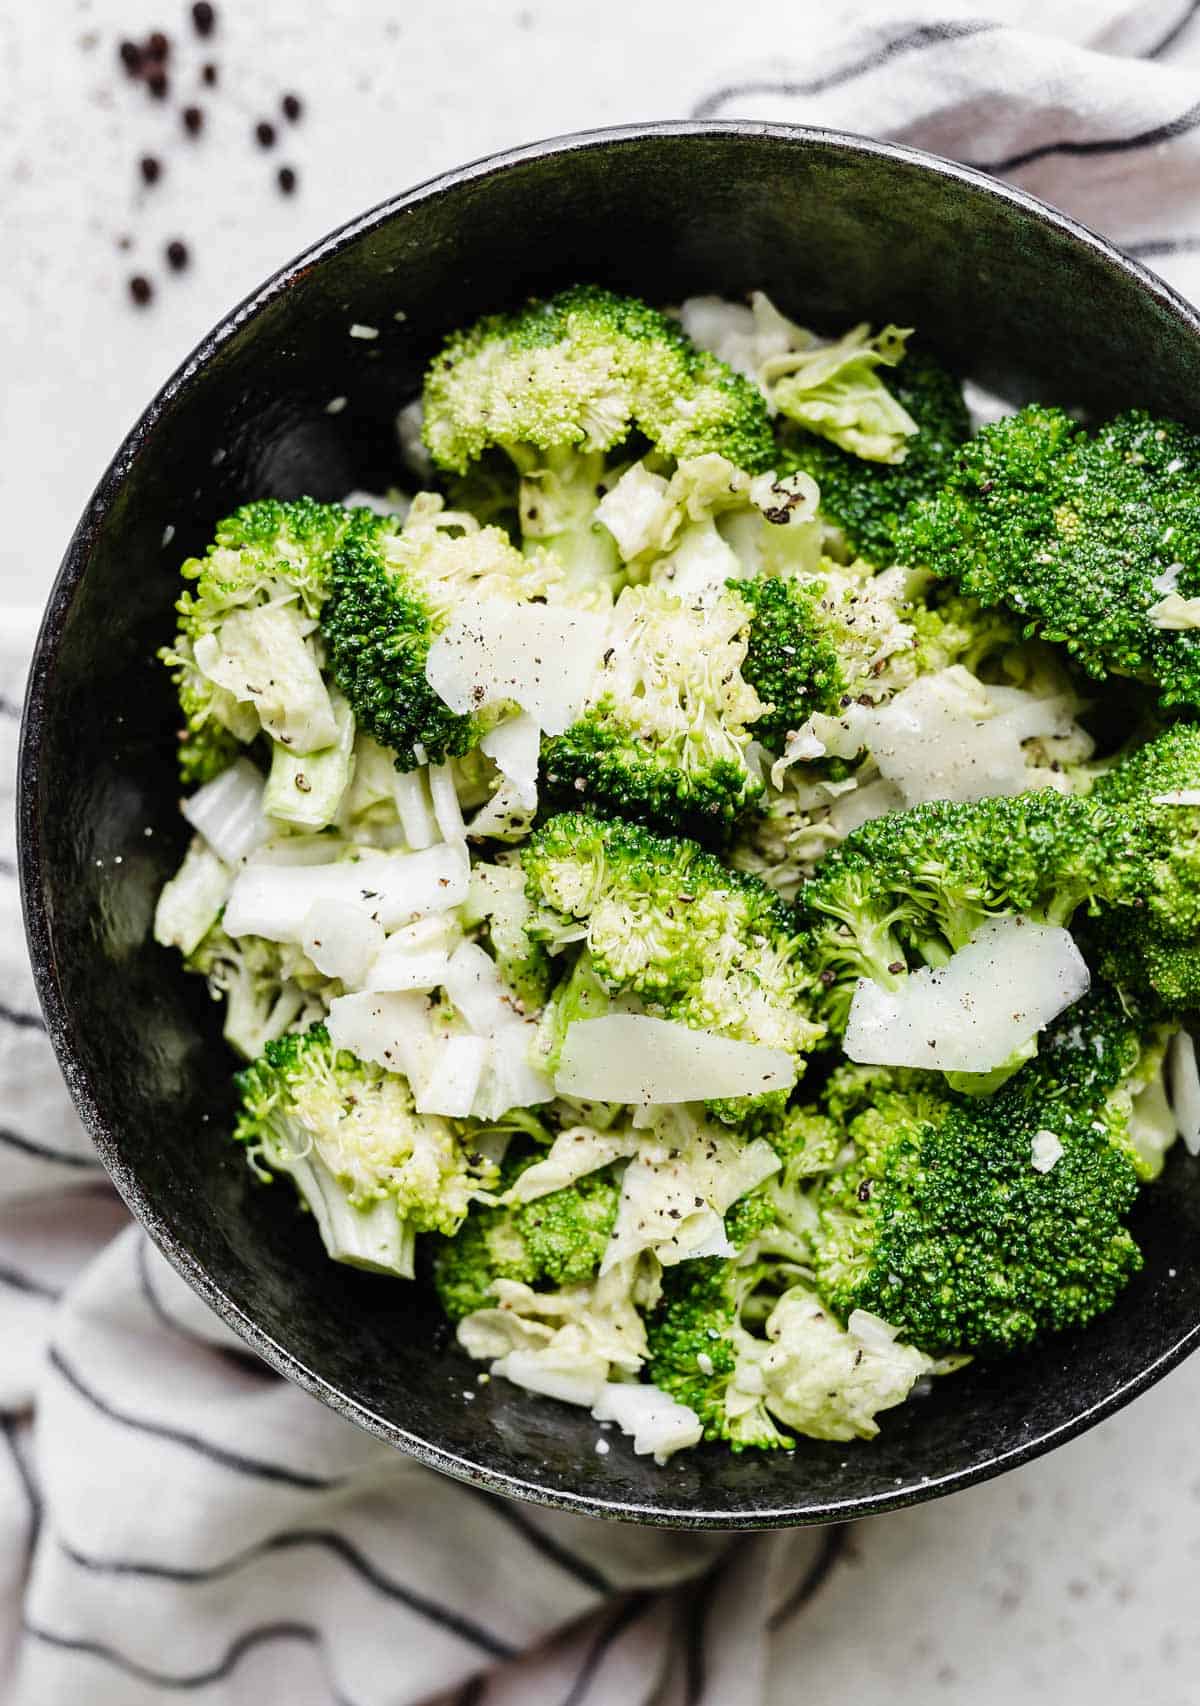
[1030, 1129, 1064, 1173]
[153, 837, 232, 956]
[425, 599, 609, 735]
[300, 899, 385, 988]
[428, 763, 466, 844]
[181, 759, 269, 865]
[590, 1382, 703, 1462]
[393, 769, 438, 850]
[367, 917, 458, 993]
[1170, 1031, 1200, 1157]
[845, 918, 1090, 1073]
[480, 714, 541, 809]
[444, 942, 517, 1036]
[555, 1014, 795, 1105]
[246, 835, 349, 867]
[224, 842, 468, 943]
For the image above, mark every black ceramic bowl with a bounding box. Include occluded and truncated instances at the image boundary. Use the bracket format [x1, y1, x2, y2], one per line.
[21, 123, 1200, 1527]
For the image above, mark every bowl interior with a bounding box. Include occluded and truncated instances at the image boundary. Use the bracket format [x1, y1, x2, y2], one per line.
[22, 126, 1200, 1526]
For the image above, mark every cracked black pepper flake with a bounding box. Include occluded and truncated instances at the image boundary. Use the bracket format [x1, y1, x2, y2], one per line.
[128, 274, 154, 306]
[146, 67, 169, 98]
[255, 119, 276, 148]
[139, 153, 162, 185]
[182, 104, 204, 135]
[281, 92, 303, 122]
[145, 30, 169, 60]
[119, 40, 142, 74]
[201, 61, 218, 85]
[192, 2, 216, 36]
[277, 164, 297, 195]
[165, 239, 189, 271]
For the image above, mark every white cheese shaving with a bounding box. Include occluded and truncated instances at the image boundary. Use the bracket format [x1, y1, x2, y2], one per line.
[1148, 590, 1200, 629]
[1030, 1129, 1064, 1173]
[425, 599, 609, 735]
[844, 917, 1090, 1073]
[480, 713, 541, 809]
[555, 1014, 796, 1104]
[1170, 1030, 1200, 1157]
[590, 1382, 703, 1463]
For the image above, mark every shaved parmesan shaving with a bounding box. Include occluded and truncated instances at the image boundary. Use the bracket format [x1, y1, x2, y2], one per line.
[416, 1033, 489, 1118]
[1031, 1129, 1063, 1173]
[326, 991, 433, 1081]
[444, 941, 519, 1036]
[555, 1015, 796, 1105]
[480, 714, 541, 809]
[223, 842, 469, 943]
[509, 1127, 641, 1204]
[425, 599, 609, 735]
[845, 918, 1090, 1073]
[181, 758, 269, 865]
[1170, 1030, 1200, 1156]
[428, 763, 466, 844]
[595, 462, 670, 559]
[591, 1382, 703, 1462]
[866, 669, 1084, 805]
[1152, 562, 1183, 596]
[493, 1348, 608, 1409]
[1149, 591, 1200, 629]
[367, 916, 459, 993]
[1153, 790, 1200, 806]
[471, 1022, 555, 1120]
[301, 899, 384, 988]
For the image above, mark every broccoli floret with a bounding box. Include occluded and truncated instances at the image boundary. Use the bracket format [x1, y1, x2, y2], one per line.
[320, 496, 559, 771]
[796, 789, 1147, 1029]
[234, 1023, 491, 1276]
[809, 991, 1147, 1354]
[737, 574, 844, 750]
[433, 1162, 620, 1322]
[162, 498, 373, 783]
[897, 407, 1200, 707]
[646, 1256, 794, 1449]
[535, 951, 612, 1079]
[422, 286, 775, 599]
[542, 582, 767, 840]
[461, 859, 552, 1014]
[186, 925, 331, 1061]
[780, 350, 971, 564]
[522, 812, 823, 1117]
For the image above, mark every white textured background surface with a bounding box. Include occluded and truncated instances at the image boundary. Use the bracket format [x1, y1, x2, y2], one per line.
[4, 3, 1200, 1701]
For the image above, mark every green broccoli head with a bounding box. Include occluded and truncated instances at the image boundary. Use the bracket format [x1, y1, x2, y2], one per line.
[542, 581, 767, 841]
[320, 497, 558, 771]
[162, 498, 374, 783]
[645, 1256, 794, 1449]
[423, 285, 776, 477]
[809, 991, 1147, 1355]
[796, 790, 1148, 1029]
[736, 573, 844, 750]
[433, 1159, 621, 1322]
[522, 812, 824, 1117]
[780, 349, 972, 565]
[897, 406, 1200, 707]
[421, 287, 776, 602]
[233, 1023, 490, 1274]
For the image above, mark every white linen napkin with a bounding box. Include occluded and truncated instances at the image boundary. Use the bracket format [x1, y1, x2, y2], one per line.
[5, 4, 1200, 1699]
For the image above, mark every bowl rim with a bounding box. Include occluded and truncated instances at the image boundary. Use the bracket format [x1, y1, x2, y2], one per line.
[20, 118, 1200, 1528]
